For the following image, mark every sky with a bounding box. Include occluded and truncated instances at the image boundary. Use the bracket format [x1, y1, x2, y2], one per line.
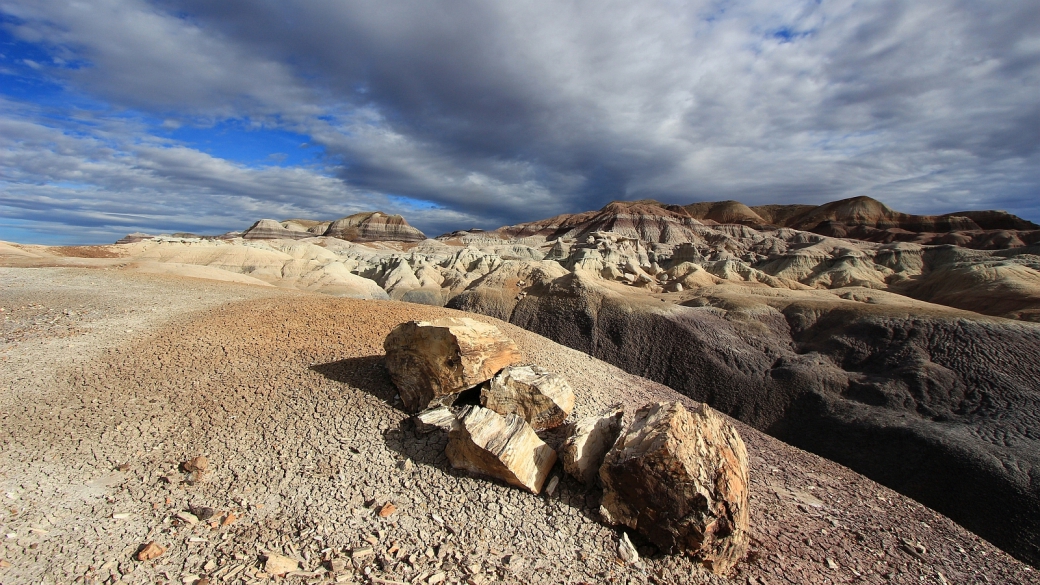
[0, 1, 1038, 244]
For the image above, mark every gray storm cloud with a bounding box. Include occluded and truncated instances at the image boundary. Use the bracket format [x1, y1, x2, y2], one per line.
[0, 0, 1038, 242]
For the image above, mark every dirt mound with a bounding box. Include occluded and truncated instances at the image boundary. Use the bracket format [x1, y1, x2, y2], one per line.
[681, 200, 767, 225]
[0, 269, 1033, 583]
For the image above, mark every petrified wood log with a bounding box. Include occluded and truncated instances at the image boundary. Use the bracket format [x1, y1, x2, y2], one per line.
[384, 317, 522, 412]
[599, 401, 750, 574]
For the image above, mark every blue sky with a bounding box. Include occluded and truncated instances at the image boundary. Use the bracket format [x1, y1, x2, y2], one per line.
[0, 1, 1038, 244]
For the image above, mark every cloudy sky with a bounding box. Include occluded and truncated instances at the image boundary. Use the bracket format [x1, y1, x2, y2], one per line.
[0, 0, 1038, 244]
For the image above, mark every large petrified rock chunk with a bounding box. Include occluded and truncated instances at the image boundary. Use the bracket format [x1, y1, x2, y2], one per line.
[384, 318, 522, 412]
[480, 365, 575, 430]
[559, 405, 624, 484]
[445, 405, 557, 494]
[599, 401, 750, 574]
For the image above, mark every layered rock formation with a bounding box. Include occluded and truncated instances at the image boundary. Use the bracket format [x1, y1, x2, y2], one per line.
[242, 219, 313, 241]
[491, 196, 1040, 250]
[681, 196, 1040, 249]
[496, 201, 710, 244]
[242, 211, 426, 242]
[323, 212, 426, 242]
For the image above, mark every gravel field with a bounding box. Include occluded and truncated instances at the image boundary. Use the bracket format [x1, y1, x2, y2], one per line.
[0, 267, 1035, 584]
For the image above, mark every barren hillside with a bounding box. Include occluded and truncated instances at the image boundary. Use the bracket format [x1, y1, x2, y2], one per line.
[1, 268, 1034, 584]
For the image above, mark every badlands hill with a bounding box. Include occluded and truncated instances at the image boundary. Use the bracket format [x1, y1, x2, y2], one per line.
[242, 212, 427, 243]
[497, 196, 1040, 249]
[3, 195, 1040, 575]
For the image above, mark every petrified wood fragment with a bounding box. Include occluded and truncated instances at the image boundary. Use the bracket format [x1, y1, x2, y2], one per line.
[480, 364, 575, 430]
[599, 401, 749, 574]
[384, 318, 522, 412]
[560, 404, 624, 484]
[446, 405, 557, 494]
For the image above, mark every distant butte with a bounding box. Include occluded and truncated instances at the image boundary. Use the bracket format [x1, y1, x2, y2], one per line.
[491, 196, 1040, 249]
[242, 211, 426, 242]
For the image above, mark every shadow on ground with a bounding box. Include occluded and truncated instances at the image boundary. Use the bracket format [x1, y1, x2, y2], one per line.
[310, 355, 402, 409]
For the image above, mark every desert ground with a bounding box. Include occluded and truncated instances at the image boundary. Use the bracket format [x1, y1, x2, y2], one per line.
[1, 265, 1036, 585]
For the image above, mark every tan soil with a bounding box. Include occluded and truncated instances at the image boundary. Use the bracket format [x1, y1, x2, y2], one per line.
[0, 267, 1035, 584]
[48, 246, 130, 259]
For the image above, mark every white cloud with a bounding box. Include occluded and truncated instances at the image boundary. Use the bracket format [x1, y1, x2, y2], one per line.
[0, 101, 479, 241]
[0, 0, 1037, 243]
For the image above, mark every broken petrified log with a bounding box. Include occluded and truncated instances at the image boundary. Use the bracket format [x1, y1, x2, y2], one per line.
[384, 317, 522, 412]
[599, 401, 750, 575]
[480, 364, 576, 430]
[445, 405, 557, 494]
[413, 405, 459, 434]
[559, 404, 624, 484]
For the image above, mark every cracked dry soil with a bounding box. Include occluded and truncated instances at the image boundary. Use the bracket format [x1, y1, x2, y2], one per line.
[0, 267, 1036, 584]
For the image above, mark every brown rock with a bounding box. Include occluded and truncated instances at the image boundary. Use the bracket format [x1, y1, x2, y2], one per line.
[384, 318, 522, 412]
[599, 401, 749, 574]
[182, 455, 208, 473]
[480, 365, 575, 430]
[135, 542, 166, 561]
[445, 405, 557, 494]
[559, 405, 624, 484]
[264, 553, 300, 576]
[189, 504, 216, 520]
[378, 502, 397, 517]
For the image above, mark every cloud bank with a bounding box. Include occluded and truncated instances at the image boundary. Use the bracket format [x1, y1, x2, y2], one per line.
[0, 0, 1038, 243]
